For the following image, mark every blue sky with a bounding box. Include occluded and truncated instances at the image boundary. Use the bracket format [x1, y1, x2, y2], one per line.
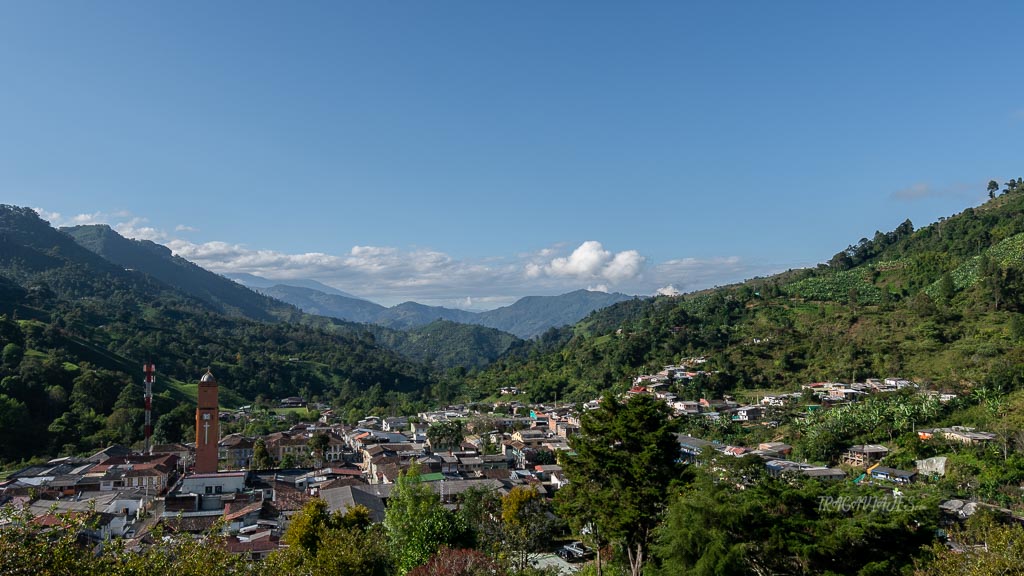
[3, 2, 1022, 308]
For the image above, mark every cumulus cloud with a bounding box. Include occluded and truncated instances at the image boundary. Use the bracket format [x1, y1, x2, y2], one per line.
[114, 217, 167, 242]
[31, 205, 806, 309]
[168, 232, 778, 307]
[33, 209, 165, 241]
[169, 239, 344, 273]
[531, 241, 646, 283]
[548, 241, 612, 277]
[70, 212, 107, 225]
[604, 250, 644, 281]
[32, 208, 62, 224]
[175, 224, 198, 232]
[656, 285, 682, 296]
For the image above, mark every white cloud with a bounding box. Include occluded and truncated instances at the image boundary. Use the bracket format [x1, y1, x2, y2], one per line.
[175, 224, 198, 232]
[32, 208, 62, 224]
[532, 241, 646, 284]
[549, 241, 611, 277]
[70, 212, 107, 225]
[114, 217, 166, 242]
[604, 250, 644, 282]
[172, 235, 779, 307]
[31, 205, 806, 309]
[656, 285, 682, 296]
[33, 209, 166, 241]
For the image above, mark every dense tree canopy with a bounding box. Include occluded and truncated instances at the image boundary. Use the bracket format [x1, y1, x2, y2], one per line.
[558, 394, 685, 576]
[384, 465, 469, 574]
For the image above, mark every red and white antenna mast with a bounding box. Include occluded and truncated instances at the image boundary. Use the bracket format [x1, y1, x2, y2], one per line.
[144, 362, 155, 454]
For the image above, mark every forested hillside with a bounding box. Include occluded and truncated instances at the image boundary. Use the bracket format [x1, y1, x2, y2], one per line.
[61, 224, 523, 373]
[0, 206, 437, 462]
[63, 224, 301, 322]
[4, 182, 1024, 463]
[469, 183, 1024, 402]
[365, 320, 521, 372]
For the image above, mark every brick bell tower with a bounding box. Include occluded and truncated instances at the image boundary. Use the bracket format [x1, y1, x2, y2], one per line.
[194, 369, 220, 474]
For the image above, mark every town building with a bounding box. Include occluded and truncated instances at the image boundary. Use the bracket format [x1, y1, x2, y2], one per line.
[195, 370, 220, 474]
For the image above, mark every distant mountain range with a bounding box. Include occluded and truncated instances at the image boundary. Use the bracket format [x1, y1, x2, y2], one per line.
[55, 222, 632, 371]
[224, 272, 365, 300]
[239, 279, 633, 339]
[63, 225, 632, 340]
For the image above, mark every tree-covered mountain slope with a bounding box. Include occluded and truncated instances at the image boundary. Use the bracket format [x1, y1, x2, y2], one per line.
[63, 224, 301, 322]
[469, 185, 1024, 403]
[365, 320, 521, 372]
[60, 223, 520, 372]
[258, 284, 388, 324]
[0, 206, 437, 462]
[476, 289, 635, 338]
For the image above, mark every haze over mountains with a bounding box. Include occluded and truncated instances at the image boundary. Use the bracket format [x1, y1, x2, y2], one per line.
[62, 223, 633, 340]
[242, 280, 633, 339]
[224, 272, 364, 300]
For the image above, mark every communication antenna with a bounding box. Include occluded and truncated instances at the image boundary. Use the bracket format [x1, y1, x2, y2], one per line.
[144, 362, 155, 454]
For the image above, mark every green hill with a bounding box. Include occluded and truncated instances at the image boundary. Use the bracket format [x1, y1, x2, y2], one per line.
[0, 205, 436, 462]
[366, 320, 521, 371]
[63, 224, 302, 322]
[469, 187, 1024, 403]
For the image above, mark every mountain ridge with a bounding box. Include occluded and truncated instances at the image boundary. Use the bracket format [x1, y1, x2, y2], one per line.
[468, 185, 1024, 403]
[63, 224, 302, 322]
[259, 282, 633, 339]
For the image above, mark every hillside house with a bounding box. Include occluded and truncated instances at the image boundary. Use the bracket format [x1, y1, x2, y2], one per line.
[869, 465, 916, 484]
[672, 400, 701, 415]
[757, 442, 793, 458]
[677, 434, 715, 462]
[279, 396, 307, 408]
[919, 426, 997, 445]
[842, 445, 889, 467]
[732, 406, 763, 422]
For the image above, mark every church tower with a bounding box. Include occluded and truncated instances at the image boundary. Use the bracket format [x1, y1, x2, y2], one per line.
[194, 370, 220, 474]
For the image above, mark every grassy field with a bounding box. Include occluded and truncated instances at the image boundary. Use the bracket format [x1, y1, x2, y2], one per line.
[273, 406, 313, 416]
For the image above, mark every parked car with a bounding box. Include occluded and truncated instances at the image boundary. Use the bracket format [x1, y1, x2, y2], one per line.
[565, 541, 590, 555]
[557, 541, 592, 562]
